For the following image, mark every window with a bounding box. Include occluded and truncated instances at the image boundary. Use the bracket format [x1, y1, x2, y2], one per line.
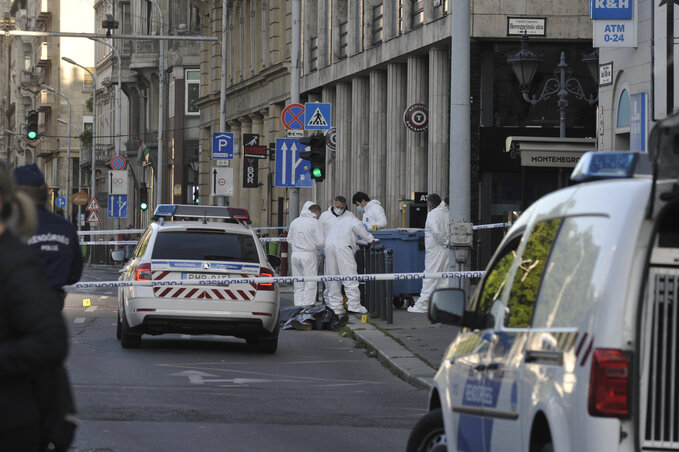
[310, 37, 318, 72]
[185, 69, 200, 114]
[23, 43, 32, 70]
[120, 2, 131, 34]
[397, 0, 403, 35]
[338, 21, 348, 60]
[505, 218, 562, 328]
[411, 0, 424, 28]
[40, 42, 48, 60]
[617, 89, 631, 128]
[372, 4, 384, 45]
[433, 0, 448, 19]
[475, 236, 522, 328]
[532, 216, 609, 329]
[152, 231, 260, 263]
[146, 0, 153, 35]
[189, 4, 201, 32]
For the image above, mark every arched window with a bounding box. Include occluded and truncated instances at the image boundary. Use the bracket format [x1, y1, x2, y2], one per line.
[617, 89, 630, 128]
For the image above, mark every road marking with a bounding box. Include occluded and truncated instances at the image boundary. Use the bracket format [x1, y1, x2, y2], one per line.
[74, 318, 86, 324]
[85, 306, 98, 312]
[101, 296, 109, 299]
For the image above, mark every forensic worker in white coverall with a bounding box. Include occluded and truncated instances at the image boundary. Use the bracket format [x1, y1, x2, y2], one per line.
[288, 201, 325, 307]
[324, 213, 376, 315]
[408, 193, 450, 313]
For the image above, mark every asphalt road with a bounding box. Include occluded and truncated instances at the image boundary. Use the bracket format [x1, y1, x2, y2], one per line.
[64, 267, 426, 452]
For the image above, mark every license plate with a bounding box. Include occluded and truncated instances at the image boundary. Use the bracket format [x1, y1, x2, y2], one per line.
[182, 273, 227, 280]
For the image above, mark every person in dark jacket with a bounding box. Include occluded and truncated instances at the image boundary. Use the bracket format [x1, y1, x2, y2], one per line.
[0, 168, 72, 451]
[13, 163, 83, 306]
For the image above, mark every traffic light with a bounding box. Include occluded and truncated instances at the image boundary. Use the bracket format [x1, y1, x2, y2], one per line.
[299, 133, 326, 182]
[26, 109, 39, 140]
[192, 186, 200, 204]
[139, 182, 148, 211]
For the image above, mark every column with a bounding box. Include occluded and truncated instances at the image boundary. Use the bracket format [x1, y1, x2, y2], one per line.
[369, 70, 387, 209]
[387, 62, 407, 227]
[227, 119, 241, 206]
[335, 81, 352, 200]
[250, 112, 264, 226]
[238, 116, 252, 211]
[321, 85, 336, 207]
[317, 0, 328, 68]
[406, 55, 428, 197]
[351, 76, 369, 194]
[269, 103, 284, 226]
[428, 46, 450, 196]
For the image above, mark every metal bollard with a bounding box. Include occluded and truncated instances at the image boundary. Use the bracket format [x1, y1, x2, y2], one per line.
[386, 249, 393, 324]
[377, 245, 386, 320]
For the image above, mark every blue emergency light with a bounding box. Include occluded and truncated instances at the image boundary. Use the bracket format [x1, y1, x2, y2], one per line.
[153, 204, 251, 223]
[570, 151, 639, 183]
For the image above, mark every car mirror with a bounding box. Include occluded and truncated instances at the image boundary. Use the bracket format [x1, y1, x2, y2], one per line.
[111, 249, 126, 262]
[267, 254, 281, 268]
[429, 288, 466, 325]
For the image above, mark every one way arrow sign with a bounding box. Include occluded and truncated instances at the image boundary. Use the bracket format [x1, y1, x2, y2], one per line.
[210, 166, 234, 196]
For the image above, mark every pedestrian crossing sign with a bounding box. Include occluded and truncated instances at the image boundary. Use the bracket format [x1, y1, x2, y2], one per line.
[304, 102, 331, 130]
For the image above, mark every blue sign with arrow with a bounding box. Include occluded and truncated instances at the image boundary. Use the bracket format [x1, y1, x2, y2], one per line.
[274, 138, 313, 187]
[55, 197, 66, 209]
[108, 194, 128, 218]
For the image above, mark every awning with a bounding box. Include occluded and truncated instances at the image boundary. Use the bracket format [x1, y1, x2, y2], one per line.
[505, 136, 597, 168]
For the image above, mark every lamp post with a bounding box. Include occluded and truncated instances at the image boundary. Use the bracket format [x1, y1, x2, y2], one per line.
[148, 0, 164, 207]
[41, 84, 72, 220]
[58, 119, 82, 230]
[506, 34, 599, 139]
[90, 38, 122, 158]
[62, 57, 97, 212]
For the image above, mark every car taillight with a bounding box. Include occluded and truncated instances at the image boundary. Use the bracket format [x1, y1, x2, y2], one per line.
[257, 267, 275, 291]
[135, 263, 152, 281]
[588, 349, 630, 417]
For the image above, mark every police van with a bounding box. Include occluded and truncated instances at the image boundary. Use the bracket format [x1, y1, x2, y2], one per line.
[407, 113, 679, 451]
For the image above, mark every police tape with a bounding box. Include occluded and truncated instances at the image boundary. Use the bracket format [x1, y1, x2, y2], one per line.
[472, 222, 511, 230]
[67, 270, 486, 289]
[77, 229, 145, 236]
[79, 241, 139, 246]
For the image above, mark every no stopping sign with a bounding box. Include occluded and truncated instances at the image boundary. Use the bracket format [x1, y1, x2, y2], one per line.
[403, 103, 429, 132]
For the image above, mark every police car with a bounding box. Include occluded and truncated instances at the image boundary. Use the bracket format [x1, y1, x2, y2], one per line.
[116, 204, 280, 352]
[407, 113, 679, 452]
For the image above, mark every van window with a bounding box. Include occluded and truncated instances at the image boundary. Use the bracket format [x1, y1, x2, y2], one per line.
[476, 236, 521, 324]
[532, 216, 608, 328]
[505, 218, 562, 328]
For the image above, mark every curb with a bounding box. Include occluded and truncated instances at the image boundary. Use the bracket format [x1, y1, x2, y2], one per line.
[346, 315, 435, 391]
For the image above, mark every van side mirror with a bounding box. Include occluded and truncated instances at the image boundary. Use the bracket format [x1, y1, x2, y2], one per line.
[111, 249, 126, 262]
[429, 288, 466, 325]
[267, 254, 281, 268]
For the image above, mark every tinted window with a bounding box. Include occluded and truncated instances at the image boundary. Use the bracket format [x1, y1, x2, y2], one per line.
[532, 216, 608, 328]
[152, 231, 259, 263]
[477, 236, 521, 315]
[134, 229, 153, 258]
[505, 218, 562, 328]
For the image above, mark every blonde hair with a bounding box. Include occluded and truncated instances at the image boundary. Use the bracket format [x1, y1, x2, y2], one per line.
[0, 169, 37, 241]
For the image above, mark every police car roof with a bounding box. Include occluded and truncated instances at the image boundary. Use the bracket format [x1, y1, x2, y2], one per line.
[152, 204, 251, 224]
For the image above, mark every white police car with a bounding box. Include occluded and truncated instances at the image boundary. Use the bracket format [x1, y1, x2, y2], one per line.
[116, 204, 280, 352]
[408, 114, 679, 451]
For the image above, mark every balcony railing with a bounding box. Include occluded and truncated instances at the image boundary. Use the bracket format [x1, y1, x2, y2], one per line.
[129, 40, 159, 70]
[20, 70, 44, 87]
[79, 144, 116, 167]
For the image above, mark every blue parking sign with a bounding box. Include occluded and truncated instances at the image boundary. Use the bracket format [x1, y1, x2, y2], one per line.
[212, 132, 234, 159]
[274, 138, 313, 187]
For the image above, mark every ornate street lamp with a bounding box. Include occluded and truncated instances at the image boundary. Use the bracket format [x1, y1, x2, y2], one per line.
[507, 34, 599, 138]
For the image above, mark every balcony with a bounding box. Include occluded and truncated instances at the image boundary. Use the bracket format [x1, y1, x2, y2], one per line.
[79, 144, 116, 167]
[20, 70, 43, 87]
[129, 40, 159, 70]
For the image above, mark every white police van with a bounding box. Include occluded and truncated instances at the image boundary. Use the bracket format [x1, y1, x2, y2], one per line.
[407, 114, 679, 452]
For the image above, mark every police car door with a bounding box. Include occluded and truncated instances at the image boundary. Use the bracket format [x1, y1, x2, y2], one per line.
[449, 235, 521, 452]
[485, 218, 563, 452]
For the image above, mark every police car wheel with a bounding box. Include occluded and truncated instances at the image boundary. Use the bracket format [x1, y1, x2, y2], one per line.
[406, 408, 446, 452]
[120, 311, 142, 349]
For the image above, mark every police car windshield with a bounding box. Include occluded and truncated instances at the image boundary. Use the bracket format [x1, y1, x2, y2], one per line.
[151, 231, 260, 263]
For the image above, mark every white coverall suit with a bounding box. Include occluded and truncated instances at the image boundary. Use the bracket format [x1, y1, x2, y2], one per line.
[324, 214, 375, 315]
[409, 202, 450, 313]
[288, 201, 325, 307]
[361, 199, 387, 231]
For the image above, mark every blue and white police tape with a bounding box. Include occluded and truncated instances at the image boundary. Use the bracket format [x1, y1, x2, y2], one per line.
[472, 222, 510, 230]
[79, 240, 139, 246]
[77, 229, 145, 236]
[67, 270, 485, 289]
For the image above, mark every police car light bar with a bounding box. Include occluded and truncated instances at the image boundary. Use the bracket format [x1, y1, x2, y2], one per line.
[570, 151, 639, 183]
[153, 204, 251, 222]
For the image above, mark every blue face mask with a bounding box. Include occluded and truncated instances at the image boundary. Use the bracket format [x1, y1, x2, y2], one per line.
[357, 205, 365, 213]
